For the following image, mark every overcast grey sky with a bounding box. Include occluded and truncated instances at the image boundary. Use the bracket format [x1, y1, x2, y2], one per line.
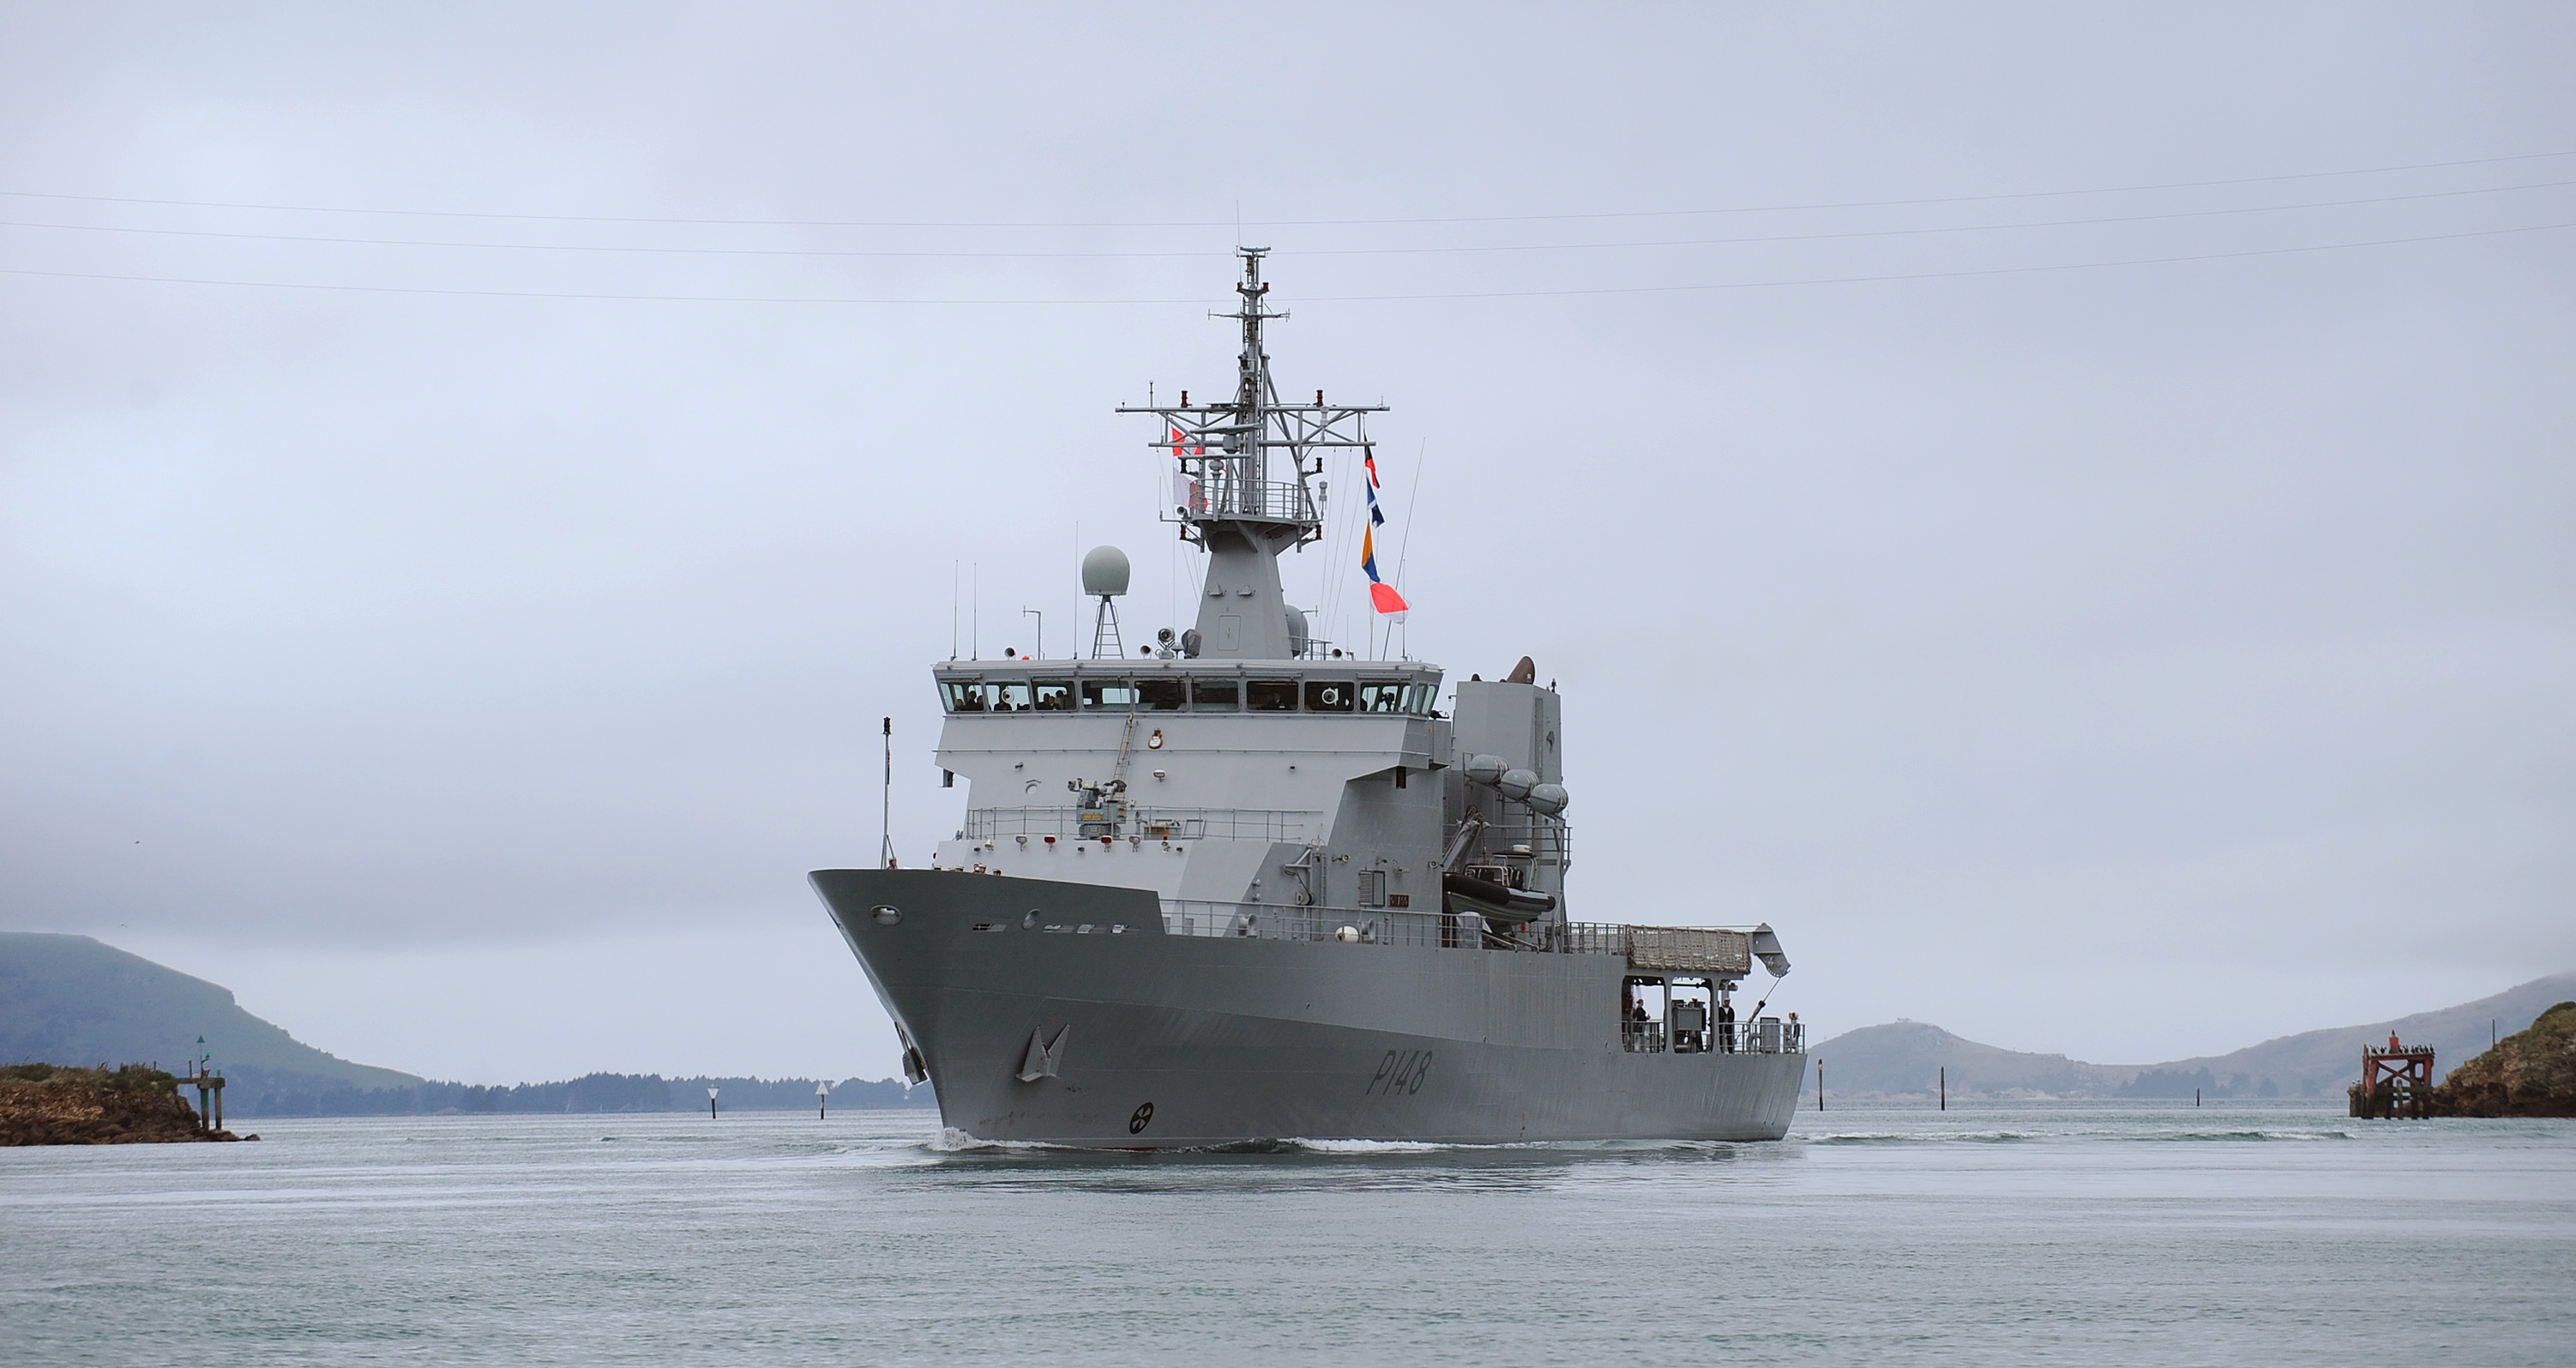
[3, 4, 2569, 1083]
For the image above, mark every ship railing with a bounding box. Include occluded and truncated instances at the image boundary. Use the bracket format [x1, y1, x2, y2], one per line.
[1160, 901, 1457, 948]
[1177, 475, 1318, 526]
[1624, 1019, 1803, 1055]
[1467, 821, 1574, 871]
[1158, 902, 1784, 987]
[1163, 901, 1573, 949]
[1734, 1019, 1801, 1054]
[966, 807, 1323, 843]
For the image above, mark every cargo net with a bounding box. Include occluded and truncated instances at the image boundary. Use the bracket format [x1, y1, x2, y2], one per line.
[1617, 925, 1753, 975]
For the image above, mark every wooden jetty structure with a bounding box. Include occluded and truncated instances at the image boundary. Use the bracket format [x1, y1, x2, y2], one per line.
[153, 1062, 229, 1133]
[175, 1035, 228, 1134]
[176, 1072, 226, 1131]
[2349, 1033, 2435, 1118]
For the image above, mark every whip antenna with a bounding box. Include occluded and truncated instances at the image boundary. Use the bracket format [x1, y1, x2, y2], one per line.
[879, 716, 894, 869]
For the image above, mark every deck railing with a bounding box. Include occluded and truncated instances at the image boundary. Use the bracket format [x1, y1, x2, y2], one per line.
[1182, 476, 1317, 525]
[1161, 901, 1456, 948]
[1158, 900, 1791, 1033]
[1623, 1017, 1802, 1056]
[967, 807, 1323, 843]
[1464, 820, 1574, 875]
[1163, 901, 1578, 950]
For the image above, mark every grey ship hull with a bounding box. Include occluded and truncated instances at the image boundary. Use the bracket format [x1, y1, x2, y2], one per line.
[814, 869, 1805, 1148]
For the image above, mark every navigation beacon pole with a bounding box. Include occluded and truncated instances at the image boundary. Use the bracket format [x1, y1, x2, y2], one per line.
[879, 716, 894, 870]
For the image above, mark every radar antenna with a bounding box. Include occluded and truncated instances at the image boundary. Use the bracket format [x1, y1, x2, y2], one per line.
[1116, 250, 1386, 659]
[1081, 545, 1129, 660]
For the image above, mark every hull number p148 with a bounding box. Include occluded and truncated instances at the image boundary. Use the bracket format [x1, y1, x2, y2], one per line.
[1366, 1050, 1433, 1097]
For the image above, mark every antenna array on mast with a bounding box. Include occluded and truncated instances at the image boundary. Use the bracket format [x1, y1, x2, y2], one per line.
[1116, 249, 1387, 551]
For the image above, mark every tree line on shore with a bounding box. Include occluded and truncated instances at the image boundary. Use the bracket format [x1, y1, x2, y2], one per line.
[214, 1067, 934, 1117]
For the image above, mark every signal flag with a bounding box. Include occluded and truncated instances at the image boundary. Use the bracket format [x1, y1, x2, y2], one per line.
[1360, 450, 1408, 620]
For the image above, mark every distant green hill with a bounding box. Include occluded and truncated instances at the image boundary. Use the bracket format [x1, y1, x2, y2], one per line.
[0, 931, 933, 1117]
[1810, 1020, 2124, 1098]
[0, 932, 422, 1093]
[2109, 972, 2576, 1099]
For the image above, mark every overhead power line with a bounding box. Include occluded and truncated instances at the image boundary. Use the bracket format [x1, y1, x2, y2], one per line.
[3, 178, 2567, 261]
[0, 150, 2568, 232]
[4, 220, 2567, 306]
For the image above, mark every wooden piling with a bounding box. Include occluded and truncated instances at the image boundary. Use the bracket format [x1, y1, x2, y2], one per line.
[2350, 1035, 2435, 1118]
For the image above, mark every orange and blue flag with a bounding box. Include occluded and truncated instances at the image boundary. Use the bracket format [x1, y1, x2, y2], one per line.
[1361, 449, 1408, 618]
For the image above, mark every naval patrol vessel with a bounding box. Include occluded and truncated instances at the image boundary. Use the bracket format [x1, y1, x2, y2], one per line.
[810, 250, 1807, 1148]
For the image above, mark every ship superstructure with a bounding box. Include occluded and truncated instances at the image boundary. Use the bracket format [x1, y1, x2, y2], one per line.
[810, 251, 1806, 1147]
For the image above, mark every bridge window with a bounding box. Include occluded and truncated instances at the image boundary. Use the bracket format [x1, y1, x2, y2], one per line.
[1033, 679, 1074, 712]
[1080, 678, 1139, 710]
[1405, 682, 1440, 714]
[1357, 680, 1407, 713]
[1191, 678, 1239, 711]
[940, 680, 987, 712]
[1304, 679, 1357, 712]
[1135, 677, 1185, 711]
[991, 680, 1032, 712]
[1247, 678, 1298, 712]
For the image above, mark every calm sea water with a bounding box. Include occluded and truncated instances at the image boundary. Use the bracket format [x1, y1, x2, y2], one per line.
[3, 1101, 2568, 1365]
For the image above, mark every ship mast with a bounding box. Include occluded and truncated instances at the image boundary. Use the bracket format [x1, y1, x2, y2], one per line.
[1117, 249, 1385, 659]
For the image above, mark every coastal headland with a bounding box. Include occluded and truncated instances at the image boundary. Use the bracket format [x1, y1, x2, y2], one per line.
[0, 1064, 247, 1145]
[2429, 1002, 2576, 1118]
[2, 932, 932, 1119]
